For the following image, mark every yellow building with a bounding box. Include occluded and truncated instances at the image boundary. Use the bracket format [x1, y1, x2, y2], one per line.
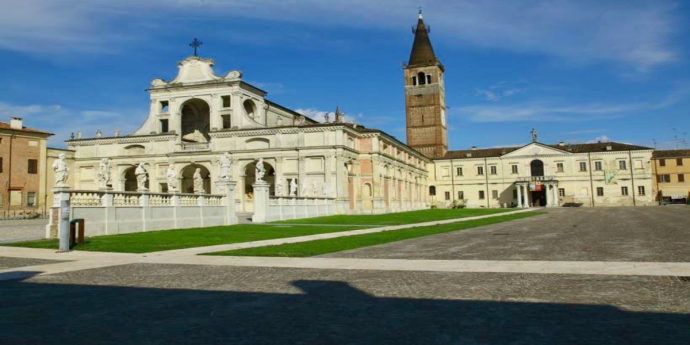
[652, 150, 690, 204]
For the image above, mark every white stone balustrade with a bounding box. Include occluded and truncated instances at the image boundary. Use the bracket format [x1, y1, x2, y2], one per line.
[264, 196, 337, 222]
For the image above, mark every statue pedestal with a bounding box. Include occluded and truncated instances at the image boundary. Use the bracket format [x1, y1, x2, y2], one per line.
[252, 181, 270, 223]
[215, 180, 238, 225]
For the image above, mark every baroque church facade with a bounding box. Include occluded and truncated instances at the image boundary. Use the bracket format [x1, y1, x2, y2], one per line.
[62, 12, 655, 212]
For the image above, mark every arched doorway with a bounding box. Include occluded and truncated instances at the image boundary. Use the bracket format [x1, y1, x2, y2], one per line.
[243, 161, 275, 212]
[180, 164, 211, 194]
[181, 99, 210, 142]
[123, 166, 146, 192]
[529, 159, 546, 206]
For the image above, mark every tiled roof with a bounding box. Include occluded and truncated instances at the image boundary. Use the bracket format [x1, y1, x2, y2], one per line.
[442, 142, 652, 160]
[0, 122, 53, 136]
[653, 149, 690, 158]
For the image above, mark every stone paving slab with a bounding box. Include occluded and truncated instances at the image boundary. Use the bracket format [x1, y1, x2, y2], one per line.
[0, 218, 48, 244]
[2, 263, 688, 345]
[323, 207, 690, 262]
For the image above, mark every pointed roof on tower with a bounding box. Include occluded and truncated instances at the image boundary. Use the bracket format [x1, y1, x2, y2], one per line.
[408, 10, 442, 68]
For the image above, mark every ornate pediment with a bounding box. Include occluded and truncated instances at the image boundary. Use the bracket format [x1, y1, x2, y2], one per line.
[151, 56, 242, 87]
[502, 143, 570, 158]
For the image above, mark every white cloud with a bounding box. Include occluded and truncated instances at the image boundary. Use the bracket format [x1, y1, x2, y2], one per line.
[295, 108, 361, 124]
[474, 89, 501, 102]
[0, 101, 145, 146]
[0, 0, 680, 70]
[587, 135, 610, 143]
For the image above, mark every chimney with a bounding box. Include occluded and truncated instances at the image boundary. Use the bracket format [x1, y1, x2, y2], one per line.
[471, 146, 477, 150]
[558, 141, 566, 147]
[10, 117, 23, 130]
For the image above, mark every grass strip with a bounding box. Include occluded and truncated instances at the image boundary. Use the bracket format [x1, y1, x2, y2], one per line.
[276, 208, 511, 226]
[4, 209, 514, 254]
[206, 212, 544, 257]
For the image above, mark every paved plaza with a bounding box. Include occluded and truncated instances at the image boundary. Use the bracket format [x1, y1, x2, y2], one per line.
[1, 207, 689, 344]
[0, 219, 48, 244]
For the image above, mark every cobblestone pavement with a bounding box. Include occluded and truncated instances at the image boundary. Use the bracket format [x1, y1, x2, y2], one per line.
[1, 263, 688, 345]
[0, 219, 47, 244]
[322, 207, 690, 262]
[0, 256, 65, 270]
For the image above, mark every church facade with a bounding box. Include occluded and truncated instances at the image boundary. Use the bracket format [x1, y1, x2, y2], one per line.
[65, 56, 431, 215]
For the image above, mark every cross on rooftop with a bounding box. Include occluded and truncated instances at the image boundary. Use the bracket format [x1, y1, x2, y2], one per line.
[189, 38, 203, 56]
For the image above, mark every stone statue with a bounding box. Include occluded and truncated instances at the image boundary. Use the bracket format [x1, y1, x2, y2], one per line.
[312, 181, 318, 197]
[277, 117, 283, 126]
[70, 132, 75, 140]
[97, 158, 112, 189]
[166, 164, 178, 192]
[255, 158, 266, 182]
[193, 168, 204, 194]
[275, 177, 284, 196]
[77, 131, 82, 139]
[135, 163, 148, 191]
[289, 179, 298, 197]
[216, 152, 233, 181]
[96, 130, 102, 138]
[531, 128, 538, 142]
[324, 113, 330, 123]
[114, 128, 120, 137]
[52, 153, 69, 188]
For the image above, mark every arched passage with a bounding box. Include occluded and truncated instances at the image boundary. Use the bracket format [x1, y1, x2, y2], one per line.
[530, 159, 545, 177]
[123, 166, 147, 192]
[180, 164, 211, 194]
[181, 98, 210, 142]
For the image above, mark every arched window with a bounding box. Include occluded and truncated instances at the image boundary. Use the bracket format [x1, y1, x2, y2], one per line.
[429, 186, 436, 196]
[417, 72, 426, 85]
[530, 160, 545, 177]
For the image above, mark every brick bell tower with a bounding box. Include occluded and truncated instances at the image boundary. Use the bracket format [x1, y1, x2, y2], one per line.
[403, 10, 448, 159]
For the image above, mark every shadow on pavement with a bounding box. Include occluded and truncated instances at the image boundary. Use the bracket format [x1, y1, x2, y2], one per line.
[1, 277, 688, 345]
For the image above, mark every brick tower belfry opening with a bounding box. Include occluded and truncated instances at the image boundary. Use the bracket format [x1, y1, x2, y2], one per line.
[403, 10, 448, 159]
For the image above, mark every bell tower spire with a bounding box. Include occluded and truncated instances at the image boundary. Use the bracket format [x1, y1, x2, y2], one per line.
[403, 11, 448, 159]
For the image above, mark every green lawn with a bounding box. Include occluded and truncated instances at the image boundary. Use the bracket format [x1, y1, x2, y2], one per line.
[276, 208, 511, 226]
[4, 208, 516, 254]
[207, 212, 543, 257]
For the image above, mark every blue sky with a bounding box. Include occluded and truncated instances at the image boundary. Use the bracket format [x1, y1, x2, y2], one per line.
[1, 0, 689, 150]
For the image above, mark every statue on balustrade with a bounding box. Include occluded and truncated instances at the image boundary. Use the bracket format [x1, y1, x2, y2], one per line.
[98, 158, 112, 189]
[135, 163, 148, 191]
[275, 177, 284, 196]
[289, 178, 298, 197]
[166, 164, 178, 192]
[52, 153, 70, 188]
[216, 152, 233, 181]
[255, 158, 266, 182]
[193, 168, 204, 194]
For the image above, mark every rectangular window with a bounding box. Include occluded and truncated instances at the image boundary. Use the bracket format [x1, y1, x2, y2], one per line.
[456, 167, 463, 176]
[426, 74, 432, 84]
[477, 166, 484, 175]
[659, 159, 666, 167]
[411, 76, 417, 86]
[658, 174, 671, 183]
[677, 158, 684, 166]
[479, 191, 485, 200]
[221, 95, 231, 108]
[679, 174, 685, 183]
[557, 163, 564, 173]
[28, 159, 38, 174]
[444, 191, 450, 200]
[579, 162, 587, 172]
[596, 187, 604, 196]
[558, 188, 565, 197]
[457, 191, 464, 200]
[621, 186, 629, 196]
[492, 190, 499, 199]
[0, 157, 3, 173]
[619, 160, 627, 170]
[160, 119, 169, 133]
[27, 192, 36, 207]
[638, 186, 646, 196]
[490, 166, 497, 175]
[222, 115, 231, 129]
[634, 160, 643, 169]
[511, 165, 518, 174]
[594, 161, 603, 171]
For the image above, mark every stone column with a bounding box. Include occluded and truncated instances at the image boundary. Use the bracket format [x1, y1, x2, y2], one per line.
[298, 156, 307, 196]
[252, 181, 270, 223]
[516, 184, 523, 208]
[53, 188, 71, 252]
[552, 184, 560, 207]
[544, 184, 551, 207]
[524, 185, 531, 208]
[216, 180, 238, 225]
